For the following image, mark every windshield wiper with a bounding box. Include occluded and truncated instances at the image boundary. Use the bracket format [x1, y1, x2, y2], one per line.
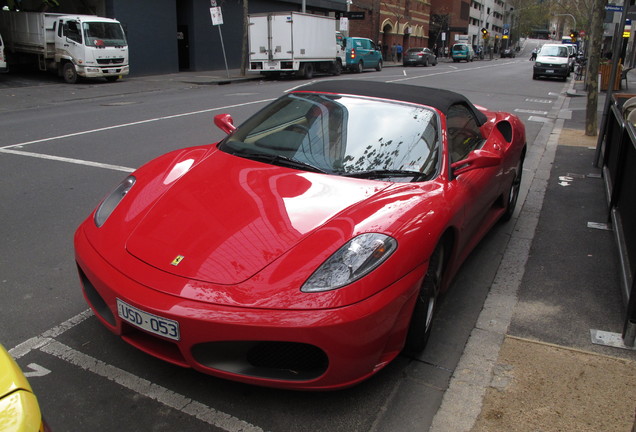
[228, 149, 328, 174]
[340, 169, 431, 181]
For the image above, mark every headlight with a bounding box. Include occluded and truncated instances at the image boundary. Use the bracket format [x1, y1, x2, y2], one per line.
[94, 175, 136, 227]
[301, 233, 397, 293]
[535, 62, 543, 67]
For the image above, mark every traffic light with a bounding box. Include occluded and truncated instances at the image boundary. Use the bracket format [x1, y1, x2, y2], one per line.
[570, 30, 578, 42]
[481, 27, 487, 35]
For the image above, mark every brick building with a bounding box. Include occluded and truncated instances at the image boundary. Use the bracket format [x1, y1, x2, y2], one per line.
[346, 0, 431, 60]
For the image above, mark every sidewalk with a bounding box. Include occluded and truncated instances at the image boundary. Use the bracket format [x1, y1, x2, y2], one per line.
[432, 73, 636, 432]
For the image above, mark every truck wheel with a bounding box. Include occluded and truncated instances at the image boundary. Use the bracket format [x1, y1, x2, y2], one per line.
[302, 63, 314, 79]
[63, 63, 78, 84]
[330, 60, 342, 76]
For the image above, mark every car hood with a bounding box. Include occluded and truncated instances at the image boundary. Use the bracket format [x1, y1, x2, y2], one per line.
[125, 152, 389, 285]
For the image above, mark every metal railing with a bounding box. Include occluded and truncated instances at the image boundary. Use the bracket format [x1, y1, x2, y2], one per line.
[600, 94, 636, 345]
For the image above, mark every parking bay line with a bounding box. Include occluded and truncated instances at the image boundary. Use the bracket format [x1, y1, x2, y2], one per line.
[10, 310, 263, 432]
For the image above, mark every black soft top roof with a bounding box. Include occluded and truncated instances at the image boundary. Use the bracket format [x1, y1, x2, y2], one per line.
[295, 80, 488, 126]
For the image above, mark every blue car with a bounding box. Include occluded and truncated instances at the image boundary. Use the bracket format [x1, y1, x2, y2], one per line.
[344, 37, 383, 73]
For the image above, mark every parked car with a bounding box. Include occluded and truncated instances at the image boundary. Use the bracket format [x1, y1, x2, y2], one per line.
[402, 47, 437, 66]
[501, 47, 516, 58]
[533, 44, 570, 81]
[75, 80, 526, 391]
[451, 43, 474, 62]
[0, 344, 50, 431]
[344, 37, 383, 73]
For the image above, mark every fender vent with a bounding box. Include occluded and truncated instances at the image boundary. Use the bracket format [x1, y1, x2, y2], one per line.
[497, 121, 513, 143]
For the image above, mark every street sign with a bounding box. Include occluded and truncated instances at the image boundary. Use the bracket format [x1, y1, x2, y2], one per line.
[210, 7, 223, 25]
[340, 17, 349, 32]
[606, 5, 623, 12]
[346, 12, 365, 20]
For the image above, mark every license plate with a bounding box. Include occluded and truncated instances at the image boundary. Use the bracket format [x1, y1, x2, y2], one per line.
[546, 69, 554, 73]
[117, 298, 180, 341]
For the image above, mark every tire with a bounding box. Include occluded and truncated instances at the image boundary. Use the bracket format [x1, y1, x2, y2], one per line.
[532, 74, 538, 80]
[501, 155, 524, 222]
[404, 244, 445, 355]
[423, 58, 428, 67]
[375, 60, 382, 71]
[63, 62, 78, 84]
[302, 63, 314, 79]
[330, 59, 342, 76]
[356, 61, 364, 73]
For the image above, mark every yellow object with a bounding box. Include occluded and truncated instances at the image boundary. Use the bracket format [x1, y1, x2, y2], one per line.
[0, 345, 45, 432]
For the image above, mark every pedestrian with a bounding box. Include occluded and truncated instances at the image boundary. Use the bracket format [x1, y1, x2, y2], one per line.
[391, 43, 397, 62]
[530, 48, 537, 61]
[396, 43, 403, 62]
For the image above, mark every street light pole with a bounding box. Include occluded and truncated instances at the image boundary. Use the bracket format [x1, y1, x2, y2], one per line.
[553, 13, 577, 37]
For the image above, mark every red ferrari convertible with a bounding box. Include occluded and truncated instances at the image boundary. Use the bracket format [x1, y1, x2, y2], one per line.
[74, 80, 526, 390]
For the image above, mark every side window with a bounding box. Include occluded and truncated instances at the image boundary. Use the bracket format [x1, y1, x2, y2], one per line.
[446, 104, 484, 163]
[64, 21, 82, 44]
[58, 20, 63, 37]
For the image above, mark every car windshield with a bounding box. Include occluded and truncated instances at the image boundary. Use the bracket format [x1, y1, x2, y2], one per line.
[540, 46, 568, 57]
[453, 45, 466, 51]
[219, 93, 440, 182]
[83, 21, 127, 47]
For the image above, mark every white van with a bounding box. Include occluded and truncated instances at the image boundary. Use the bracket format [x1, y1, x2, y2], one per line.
[0, 32, 7, 73]
[533, 44, 570, 81]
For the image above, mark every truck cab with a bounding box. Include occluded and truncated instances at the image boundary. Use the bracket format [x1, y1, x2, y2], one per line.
[55, 15, 129, 83]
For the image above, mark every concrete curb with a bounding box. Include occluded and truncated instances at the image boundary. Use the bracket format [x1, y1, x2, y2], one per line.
[428, 77, 575, 432]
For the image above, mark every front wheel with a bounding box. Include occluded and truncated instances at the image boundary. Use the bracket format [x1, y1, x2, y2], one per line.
[375, 60, 383, 71]
[63, 62, 78, 84]
[404, 244, 445, 355]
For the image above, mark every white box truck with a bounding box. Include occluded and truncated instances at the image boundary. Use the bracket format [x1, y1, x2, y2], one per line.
[248, 12, 344, 79]
[0, 11, 129, 83]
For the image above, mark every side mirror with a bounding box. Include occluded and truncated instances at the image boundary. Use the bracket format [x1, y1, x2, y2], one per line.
[451, 149, 502, 176]
[214, 113, 236, 135]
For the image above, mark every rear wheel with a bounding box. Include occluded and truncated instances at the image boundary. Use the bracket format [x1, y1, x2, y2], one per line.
[423, 58, 428, 67]
[404, 244, 445, 355]
[330, 59, 342, 76]
[302, 63, 314, 79]
[356, 61, 364, 73]
[501, 155, 524, 222]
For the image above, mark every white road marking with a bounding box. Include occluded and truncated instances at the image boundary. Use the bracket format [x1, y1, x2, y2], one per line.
[0, 149, 135, 172]
[40, 340, 263, 432]
[387, 61, 517, 83]
[514, 108, 549, 115]
[525, 98, 554, 104]
[9, 308, 263, 431]
[0, 98, 275, 150]
[23, 363, 51, 378]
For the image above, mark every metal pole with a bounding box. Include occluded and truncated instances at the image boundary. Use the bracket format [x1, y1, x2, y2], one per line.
[217, 25, 230, 79]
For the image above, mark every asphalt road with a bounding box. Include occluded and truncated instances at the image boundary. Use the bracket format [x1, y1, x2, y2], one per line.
[0, 46, 571, 432]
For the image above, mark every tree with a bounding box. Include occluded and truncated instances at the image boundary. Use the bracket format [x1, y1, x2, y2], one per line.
[585, 0, 607, 136]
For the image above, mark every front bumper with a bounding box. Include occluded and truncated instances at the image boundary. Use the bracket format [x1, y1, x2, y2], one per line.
[78, 64, 129, 78]
[74, 227, 423, 390]
[533, 64, 568, 78]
